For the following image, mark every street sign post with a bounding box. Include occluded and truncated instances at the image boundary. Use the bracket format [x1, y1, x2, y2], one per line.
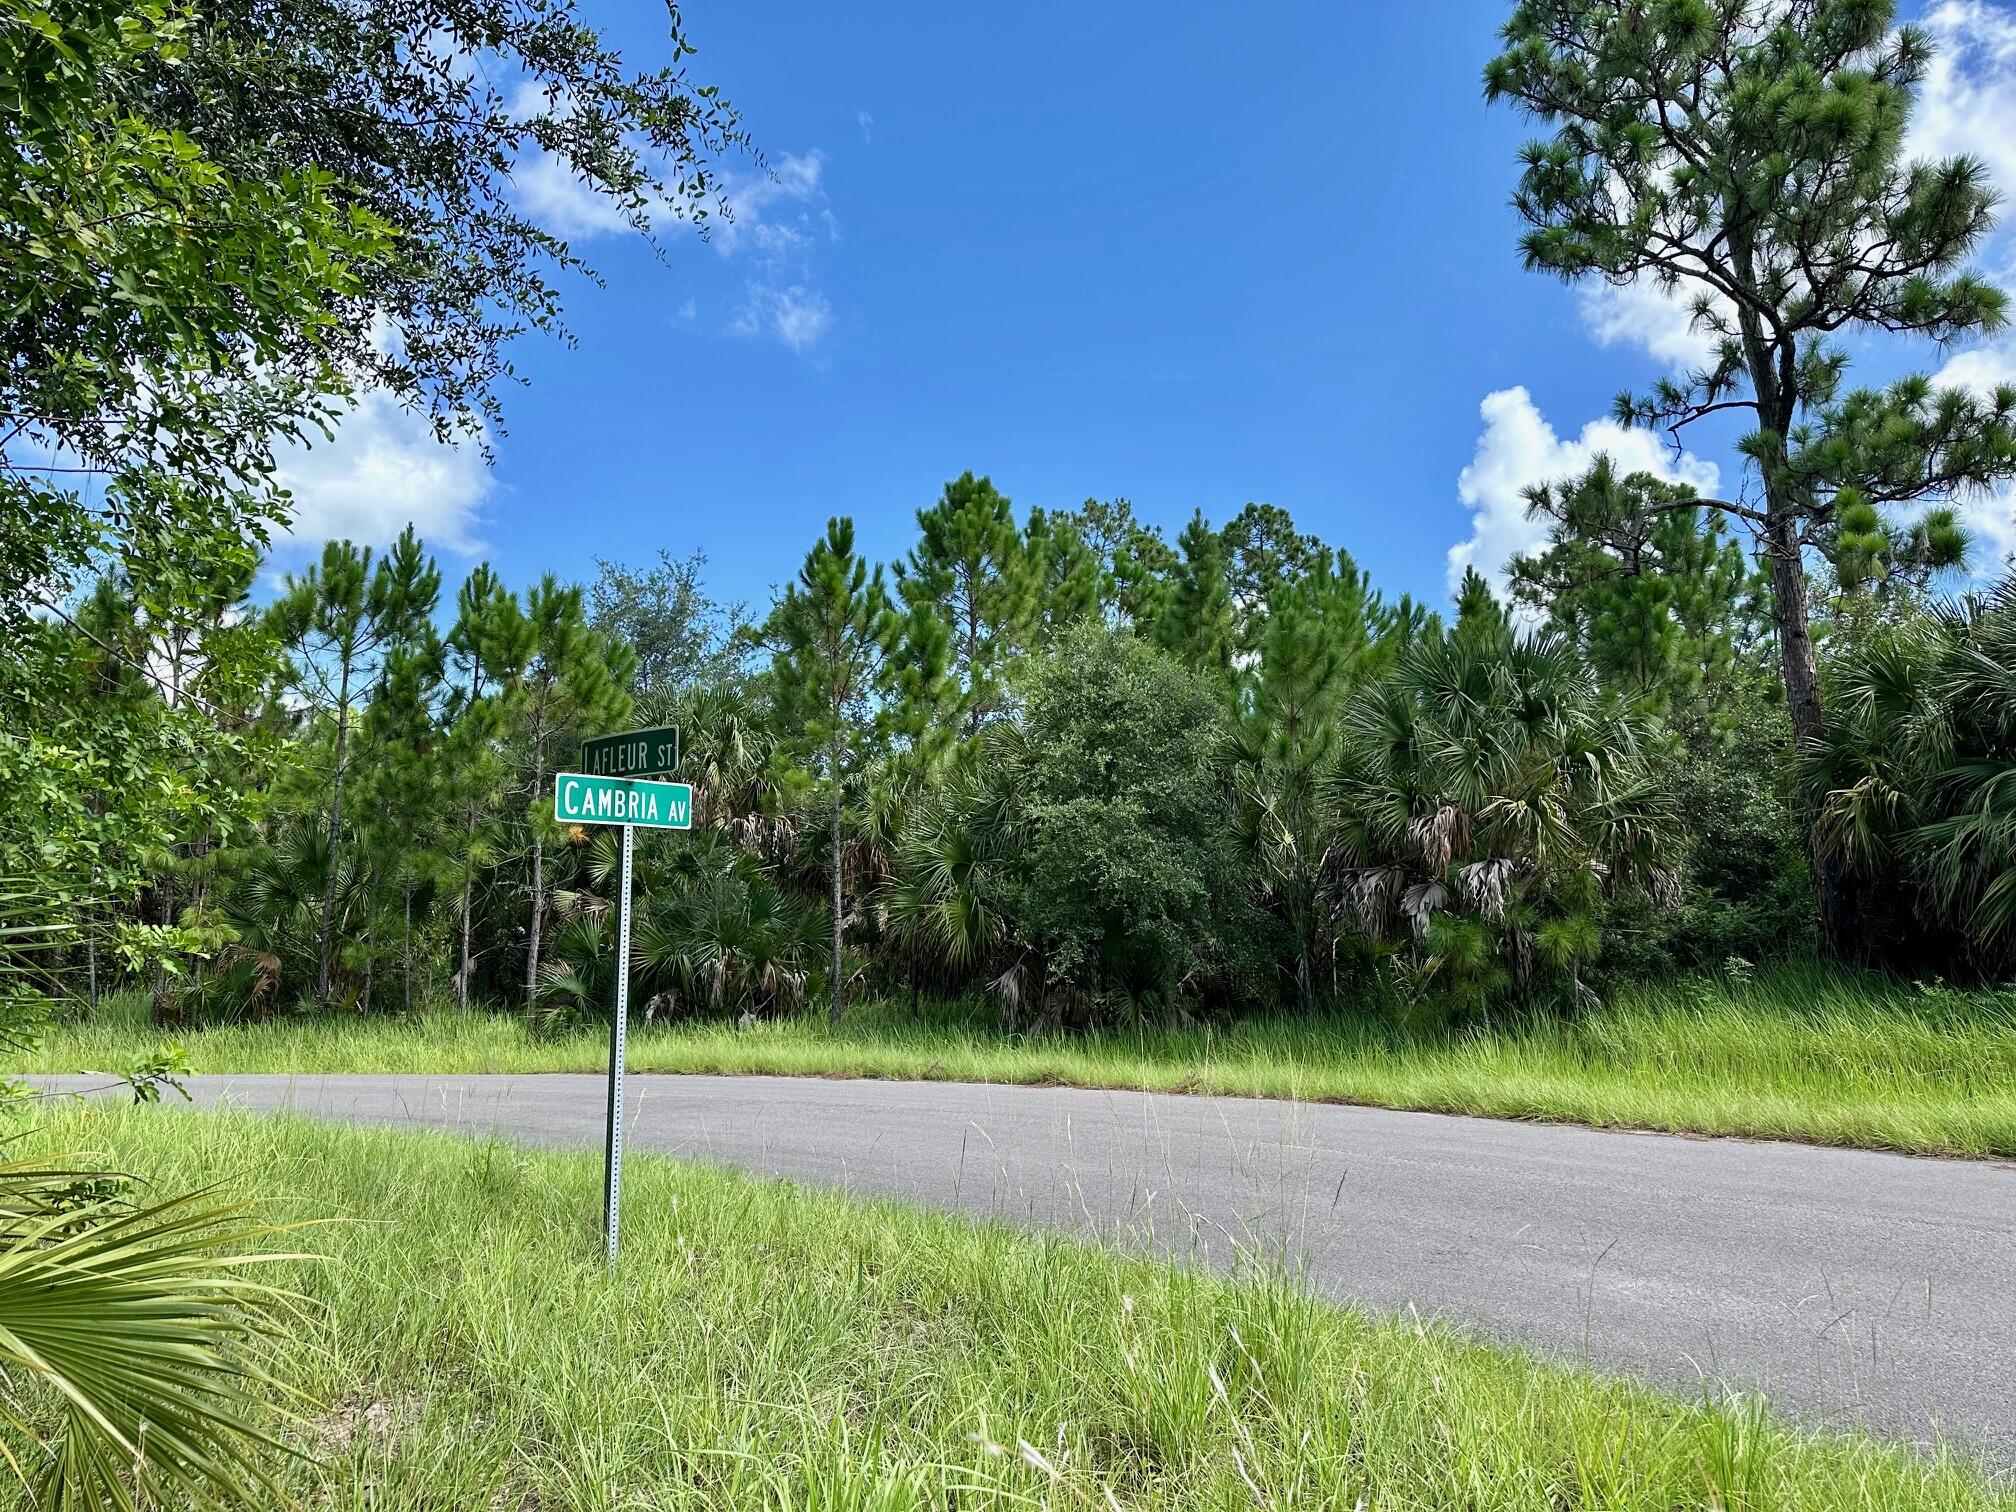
[560, 732, 685, 1269]
[578, 725, 679, 779]
[554, 772, 692, 829]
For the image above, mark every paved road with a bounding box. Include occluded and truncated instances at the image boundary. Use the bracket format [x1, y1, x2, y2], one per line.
[44, 1072, 2016, 1462]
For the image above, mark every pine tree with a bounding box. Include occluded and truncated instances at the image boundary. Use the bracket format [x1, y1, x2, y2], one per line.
[272, 527, 440, 1002]
[1237, 550, 1382, 1006]
[517, 576, 634, 1006]
[1219, 502, 1329, 651]
[1511, 457, 1759, 712]
[353, 618, 447, 1014]
[1022, 507, 1101, 642]
[1486, 0, 2016, 949]
[895, 472, 1035, 735]
[1069, 497, 1175, 628]
[443, 564, 531, 1010]
[769, 517, 896, 1024]
[1451, 566, 1513, 652]
[1154, 509, 1238, 690]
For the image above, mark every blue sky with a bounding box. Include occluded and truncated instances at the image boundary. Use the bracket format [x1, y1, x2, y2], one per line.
[269, 2, 2016, 615]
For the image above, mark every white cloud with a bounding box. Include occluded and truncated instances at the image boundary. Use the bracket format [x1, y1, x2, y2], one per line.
[1913, 3, 2016, 213]
[1578, 278, 1723, 372]
[1448, 386, 1721, 596]
[505, 83, 646, 242]
[1932, 341, 2016, 577]
[731, 285, 832, 353]
[714, 151, 838, 354]
[1936, 343, 2016, 394]
[271, 392, 490, 557]
[857, 111, 875, 144]
[505, 91, 841, 353]
[512, 150, 638, 241]
[711, 150, 830, 255]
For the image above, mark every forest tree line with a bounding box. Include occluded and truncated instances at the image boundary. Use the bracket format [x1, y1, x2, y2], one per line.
[6, 0, 2016, 1041]
[20, 465, 2016, 1034]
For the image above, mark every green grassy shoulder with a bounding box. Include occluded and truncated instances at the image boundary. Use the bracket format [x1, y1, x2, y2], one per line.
[31, 964, 2016, 1159]
[17, 1102, 2009, 1510]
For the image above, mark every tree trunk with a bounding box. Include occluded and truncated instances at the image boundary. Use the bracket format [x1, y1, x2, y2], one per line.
[151, 870, 173, 1012]
[525, 741, 546, 1008]
[1738, 281, 1860, 957]
[403, 879, 413, 1015]
[317, 658, 353, 1003]
[457, 803, 477, 1013]
[1764, 509, 1861, 953]
[830, 728, 845, 1027]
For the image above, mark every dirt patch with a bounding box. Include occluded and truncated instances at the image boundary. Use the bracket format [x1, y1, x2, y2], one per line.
[304, 1392, 425, 1455]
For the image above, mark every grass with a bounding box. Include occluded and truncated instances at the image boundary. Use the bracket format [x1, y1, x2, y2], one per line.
[30, 963, 2016, 1159]
[11, 1101, 2011, 1510]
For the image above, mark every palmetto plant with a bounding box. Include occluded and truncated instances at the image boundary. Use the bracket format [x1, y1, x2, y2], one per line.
[1808, 580, 2016, 965]
[638, 871, 824, 1018]
[191, 821, 366, 1020]
[529, 908, 618, 1032]
[0, 885, 308, 1508]
[0, 1165, 309, 1510]
[660, 682, 780, 834]
[1324, 630, 1673, 1017]
[535, 848, 826, 1025]
[883, 772, 1020, 1009]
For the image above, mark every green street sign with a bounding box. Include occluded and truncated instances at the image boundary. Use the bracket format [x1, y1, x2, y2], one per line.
[554, 772, 693, 830]
[579, 725, 680, 779]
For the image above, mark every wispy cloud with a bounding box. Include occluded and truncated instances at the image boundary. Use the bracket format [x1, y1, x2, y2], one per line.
[511, 149, 638, 242]
[505, 88, 842, 355]
[715, 150, 840, 355]
[732, 285, 833, 353]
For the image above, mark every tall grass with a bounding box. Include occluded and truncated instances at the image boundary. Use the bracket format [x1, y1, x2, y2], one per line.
[16, 1104, 2009, 1510]
[33, 963, 2016, 1157]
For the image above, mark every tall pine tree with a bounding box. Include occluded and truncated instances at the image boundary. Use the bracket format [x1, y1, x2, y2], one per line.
[271, 527, 439, 1002]
[444, 564, 531, 1010]
[769, 518, 895, 1024]
[1486, 0, 2016, 948]
[516, 576, 633, 1005]
[895, 472, 1035, 736]
[1155, 510, 1238, 692]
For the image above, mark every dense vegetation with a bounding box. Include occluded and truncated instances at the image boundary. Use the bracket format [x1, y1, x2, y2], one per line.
[0, 0, 743, 1499]
[24, 480, 2016, 1040]
[9, 0, 2015, 1050]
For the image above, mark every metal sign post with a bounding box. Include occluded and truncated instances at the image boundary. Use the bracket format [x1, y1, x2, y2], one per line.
[603, 819, 633, 1267]
[558, 735, 686, 1269]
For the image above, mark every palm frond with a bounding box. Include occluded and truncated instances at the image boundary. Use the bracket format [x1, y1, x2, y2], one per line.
[0, 1160, 313, 1510]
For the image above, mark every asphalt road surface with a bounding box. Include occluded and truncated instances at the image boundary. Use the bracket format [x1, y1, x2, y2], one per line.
[44, 1071, 2016, 1463]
